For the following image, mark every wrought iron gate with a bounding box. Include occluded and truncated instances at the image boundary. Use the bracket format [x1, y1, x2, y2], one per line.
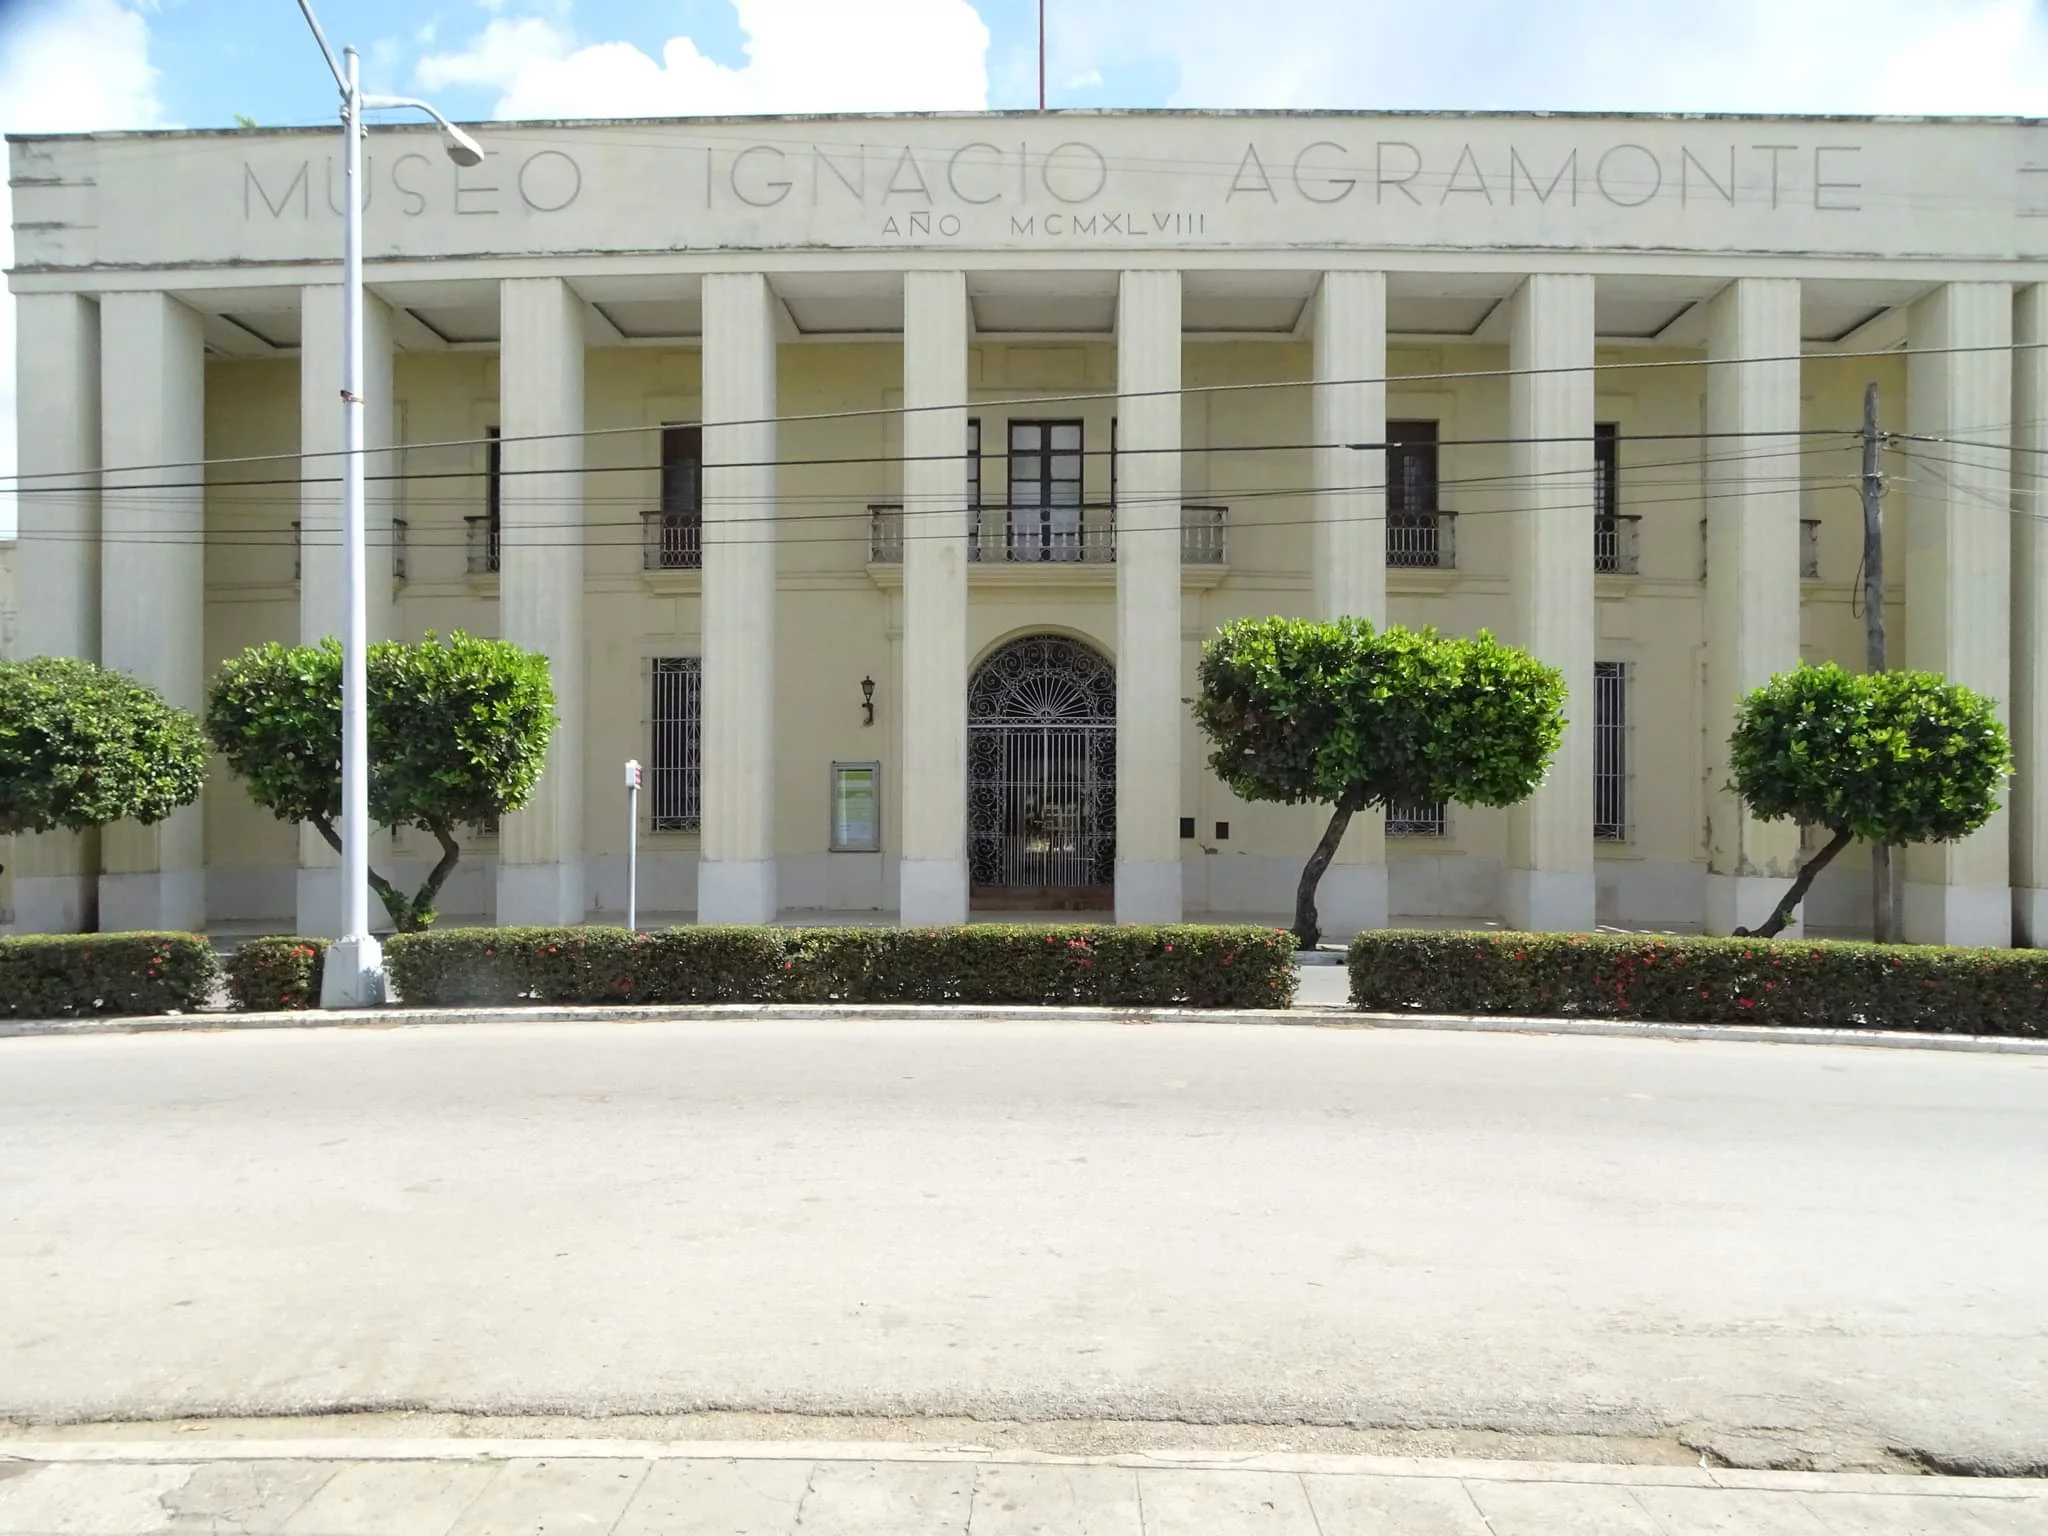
[968, 635, 1116, 898]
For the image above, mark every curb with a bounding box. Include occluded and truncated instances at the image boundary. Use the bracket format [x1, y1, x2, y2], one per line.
[0, 1439, 2042, 1497]
[3, 1001, 2044, 1055]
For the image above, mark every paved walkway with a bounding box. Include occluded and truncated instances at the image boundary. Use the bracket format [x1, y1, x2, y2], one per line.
[0, 1441, 2040, 1534]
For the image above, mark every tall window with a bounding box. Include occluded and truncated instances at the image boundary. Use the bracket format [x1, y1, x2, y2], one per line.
[1593, 422, 1620, 521]
[1386, 419, 1442, 567]
[1594, 659, 1630, 841]
[1008, 419, 1084, 558]
[480, 426, 502, 574]
[1593, 423, 1626, 573]
[966, 417, 982, 510]
[657, 424, 703, 569]
[650, 658, 703, 832]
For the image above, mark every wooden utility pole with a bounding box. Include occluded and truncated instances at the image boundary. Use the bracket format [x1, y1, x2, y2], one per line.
[1861, 381, 1894, 943]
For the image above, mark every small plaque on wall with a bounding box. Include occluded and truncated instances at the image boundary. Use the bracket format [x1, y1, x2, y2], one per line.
[830, 761, 881, 853]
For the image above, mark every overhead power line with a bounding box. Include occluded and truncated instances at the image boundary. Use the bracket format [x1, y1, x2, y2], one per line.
[3, 338, 2034, 489]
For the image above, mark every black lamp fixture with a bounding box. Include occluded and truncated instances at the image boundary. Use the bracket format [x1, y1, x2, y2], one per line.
[860, 674, 876, 726]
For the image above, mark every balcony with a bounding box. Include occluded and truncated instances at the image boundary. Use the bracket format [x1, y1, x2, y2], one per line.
[1387, 510, 1456, 569]
[1594, 514, 1642, 576]
[868, 503, 1228, 568]
[641, 510, 704, 570]
[463, 515, 499, 576]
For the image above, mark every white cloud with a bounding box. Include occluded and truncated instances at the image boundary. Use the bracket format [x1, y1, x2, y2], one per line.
[417, 0, 991, 119]
[1048, 0, 2048, 115]
[0, 0, 165, 541]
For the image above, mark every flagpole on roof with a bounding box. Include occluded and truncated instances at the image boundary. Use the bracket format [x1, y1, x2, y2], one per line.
[1039, 0, 1047, 110]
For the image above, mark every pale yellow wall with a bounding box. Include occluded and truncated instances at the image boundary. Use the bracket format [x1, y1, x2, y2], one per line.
[196, 338, 1897, 922]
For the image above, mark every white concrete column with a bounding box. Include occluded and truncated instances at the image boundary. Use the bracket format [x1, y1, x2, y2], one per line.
[495, 277, 586, 926]
[1115, 270, 1184, 924]
[1703, 278, 1805, 937]
[97, 291, 206, 933]
[2015, 285, 2048, 947]
[9, 293, 103, 933]
[898, 271, 970, 925]
[1311, 270, 1388, 937]
[296, 284, 395, 936]
[1504, 274, 1596, 932]
[1904, 282, 2013, 947]
[697, 273, 779, 924]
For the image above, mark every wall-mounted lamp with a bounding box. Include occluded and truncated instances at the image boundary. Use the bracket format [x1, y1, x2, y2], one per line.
[860, 674, 876, 727]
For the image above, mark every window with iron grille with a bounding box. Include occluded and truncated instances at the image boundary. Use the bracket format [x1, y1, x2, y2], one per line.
[1386, 801, 1447, 838]
[1386, 419, 1442, 566]
[482, 426, 502, 573]
[1594, 659, 1631, 841]
[650, 657, 703, 832]
[656, 424, 702, 568]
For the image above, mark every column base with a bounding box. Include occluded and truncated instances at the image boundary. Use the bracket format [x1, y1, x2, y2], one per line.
[295, 866, 346, 939]
[98, 869, 205, 935]
[899, 858, 968, 928]
[497, 861, 587, 928]
[320, 935, 387, 1008]
[1903, 881, 2013, 948]
[1315, 862, 1388, 941]
[1705, 872, 1802, 939]
[9, 875, 96, 935]
[2016, 886, 2048, 950]
[1115, 858, 1182, 925]
[1503, 866, 1595, 934]
[698, 859, 776, 926]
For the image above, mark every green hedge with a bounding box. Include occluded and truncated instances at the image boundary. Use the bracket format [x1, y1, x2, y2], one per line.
[1348, 930, 2048, 1038]
[385, 924, 1297, 1009]
[223, 937, 330, 1012]
[0, 933, 218, 1018]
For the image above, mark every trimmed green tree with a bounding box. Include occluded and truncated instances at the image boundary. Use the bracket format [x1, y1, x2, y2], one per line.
[206, 632, 557, 932]
[0, 657, 208, 880]
[1728, 663, 2010, 940]
[1195, 617, 1567, 948]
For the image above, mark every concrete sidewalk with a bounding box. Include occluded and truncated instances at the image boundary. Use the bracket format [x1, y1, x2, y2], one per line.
[0, 1441, 2040, 1535]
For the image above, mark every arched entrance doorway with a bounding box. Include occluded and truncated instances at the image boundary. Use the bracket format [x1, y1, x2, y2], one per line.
[967, 634, 1116, 911]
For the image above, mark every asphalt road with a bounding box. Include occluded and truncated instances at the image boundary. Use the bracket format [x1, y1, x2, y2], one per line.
[3, 1021, 2045, 1470]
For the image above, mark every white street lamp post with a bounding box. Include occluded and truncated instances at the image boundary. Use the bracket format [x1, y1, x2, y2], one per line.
[297, 0, 482, 1008]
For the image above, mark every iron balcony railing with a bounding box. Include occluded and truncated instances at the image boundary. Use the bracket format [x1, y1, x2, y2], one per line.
[463, 515, 499, 576]
[868, 503, 1228, 565]
[1595, 514, 1642, 575]
[641, 510, 705, 570]
[1387, 510, 1456, 569]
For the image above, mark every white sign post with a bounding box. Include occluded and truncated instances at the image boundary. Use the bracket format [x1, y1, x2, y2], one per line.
[624, 759, 642, 931]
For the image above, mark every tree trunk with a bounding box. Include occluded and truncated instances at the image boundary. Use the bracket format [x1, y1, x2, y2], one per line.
[403, 827, 464, 933]
[1294, 786, 1366, 951]
[1738, 826, 1854, 941]
[310, 814, 415, 933]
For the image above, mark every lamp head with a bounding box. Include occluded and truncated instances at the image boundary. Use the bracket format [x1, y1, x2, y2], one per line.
[441, 124, 485, 167]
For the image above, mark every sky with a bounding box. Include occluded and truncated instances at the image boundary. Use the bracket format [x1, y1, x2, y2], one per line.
[3, 0, 2048, 536]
